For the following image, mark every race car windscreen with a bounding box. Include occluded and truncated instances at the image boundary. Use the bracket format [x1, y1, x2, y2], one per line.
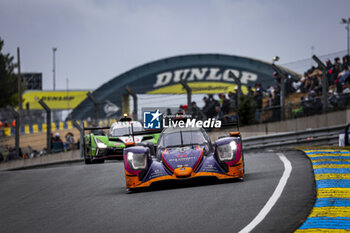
[109, 125, 143, 137]
[158, 130, 207, 148]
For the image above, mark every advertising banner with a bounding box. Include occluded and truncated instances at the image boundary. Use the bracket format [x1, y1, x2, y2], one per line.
[23, 90, 90, 110]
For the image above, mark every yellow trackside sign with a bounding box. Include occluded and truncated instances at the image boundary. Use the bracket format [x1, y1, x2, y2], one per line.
[146, 82, 249, 94]
[22, 90, 90, 110]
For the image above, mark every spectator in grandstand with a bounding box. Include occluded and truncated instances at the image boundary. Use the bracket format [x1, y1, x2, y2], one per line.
[271, 86, 281, 121]
[330, 59, 342, 85]
[228, 86, 240, 111]
[301, 72, 312, 93]
[308, 69, 322, 95]
[253, 83, 263, 123]
[202, 96, 209, 114]
[299, 96, 310, 116]
[264, 85, 276, 109]
[325, 59, 334, 86]
[334, 74, 343, 94]
[266, 92, 273, 108]
[228, 91, 237, 111]
[273, 72, 281, 87]
[292, 76, 304, 93]
[285, 74, 295, 97]
[7, 147, 22, 160]
[246, 86, 254, 96]
[191, 101, 205, 120]
[202, 94, 220, 119]
[214, 106, 223, 121]
[65, 132, 75, 151]
[339, 65, 350, 84]
[342, 83, 350, 94]
[218, 93, 224, 105]
[180, 104, 188, 114]
[334, 57, 343, 70]
[219, 94, 231, 115]
[176, 105, 188, 115]
[329, 89, 340, 109]
[341, 83, 350, 107]
[308, 90, 322, 115]
[52, 133, 64, 153]
[266, 85, 273, 97]
[343, 55, 350, 67]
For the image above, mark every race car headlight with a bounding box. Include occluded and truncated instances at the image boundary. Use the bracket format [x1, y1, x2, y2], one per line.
[94, 138, 107, 149]
[127, 152, 147, 170]
[217, 141, 237, 162]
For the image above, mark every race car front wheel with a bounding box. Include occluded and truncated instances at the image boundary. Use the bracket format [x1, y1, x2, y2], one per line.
[92, 159, 105, 164]
[84, 156, 92, 164]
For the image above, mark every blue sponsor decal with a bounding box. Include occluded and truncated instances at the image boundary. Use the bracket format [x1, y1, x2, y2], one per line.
[143, 109, 162, 129]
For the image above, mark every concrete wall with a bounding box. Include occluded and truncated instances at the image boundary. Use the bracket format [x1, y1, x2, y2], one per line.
[0, 150, 81, 171]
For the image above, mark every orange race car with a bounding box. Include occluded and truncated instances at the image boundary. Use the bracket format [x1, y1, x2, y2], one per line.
[123, 126, 244, 191]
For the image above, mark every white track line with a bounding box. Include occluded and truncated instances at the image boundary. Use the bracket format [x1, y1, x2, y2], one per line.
[238, 153, 292, 233]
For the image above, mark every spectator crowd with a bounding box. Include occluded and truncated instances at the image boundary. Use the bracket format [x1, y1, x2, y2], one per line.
[0, 131, 78, 163]
[176, 55, 350, 123]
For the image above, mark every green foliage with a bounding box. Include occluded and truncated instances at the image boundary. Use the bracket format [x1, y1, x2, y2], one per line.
[238, 94, 257, 126]
[0, 37, 18, 108]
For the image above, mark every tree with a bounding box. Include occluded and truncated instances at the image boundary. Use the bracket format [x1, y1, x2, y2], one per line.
[238, 94, 257, 126]
[0, 37, 18, 108]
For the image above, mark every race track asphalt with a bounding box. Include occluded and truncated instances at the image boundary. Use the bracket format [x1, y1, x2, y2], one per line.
[0, 150, 315, 233]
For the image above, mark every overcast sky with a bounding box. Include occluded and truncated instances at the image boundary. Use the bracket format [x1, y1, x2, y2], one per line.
[1, 0, 349, 90]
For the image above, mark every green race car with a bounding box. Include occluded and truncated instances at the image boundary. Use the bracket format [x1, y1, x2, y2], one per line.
[83, 120, 160, 164]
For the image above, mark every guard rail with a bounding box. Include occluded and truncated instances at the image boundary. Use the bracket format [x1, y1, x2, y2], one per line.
[242, 124, 346, 150]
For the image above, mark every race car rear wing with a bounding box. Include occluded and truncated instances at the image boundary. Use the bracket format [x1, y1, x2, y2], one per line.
[82, 126, 110, 136]
[120, 128, 163, 137]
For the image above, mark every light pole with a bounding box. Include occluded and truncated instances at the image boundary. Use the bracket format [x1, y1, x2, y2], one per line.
[52, 47, 57, 90]
[341, 18, 350, 57]
[66, 78, 70, 110]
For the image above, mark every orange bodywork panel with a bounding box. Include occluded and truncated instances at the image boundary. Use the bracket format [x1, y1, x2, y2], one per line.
[174, 167, 193, 177]
[125, 156, 244, 190]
